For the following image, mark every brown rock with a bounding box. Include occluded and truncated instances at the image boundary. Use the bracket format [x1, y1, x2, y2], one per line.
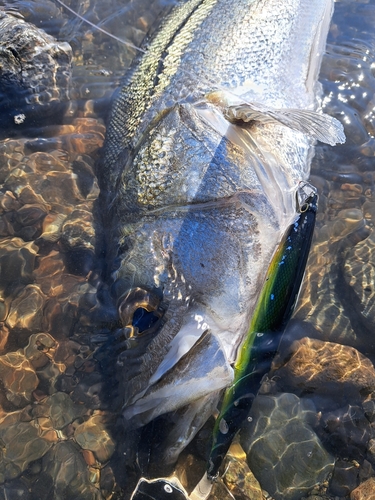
[351, 477, 375, 500]
[0, 410, 54, 482]
[0, 323, 9, 352]
[7, 284, 46, 333]
[82, 449, 97, 466]
[0, 351, 39, 406]
[74, 413, 115, 463]
[223, 443, 263, 500]
[273, 338, 375, 402]
[18, 185, 48, 206]
[0, 238, 38, 288]
[0, 191, 21, 212]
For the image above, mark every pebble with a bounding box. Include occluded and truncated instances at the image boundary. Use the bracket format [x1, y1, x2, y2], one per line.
[223, 443, 263, 500]
[329, 460, 359, 496]
[74, 413, 115, 463]
[0, 351, 39, 406]
[6, 284, 46, 333]
[351, 477, 375, 500]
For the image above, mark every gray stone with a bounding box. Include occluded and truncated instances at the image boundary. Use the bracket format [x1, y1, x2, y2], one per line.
[241, 393, 334, 500]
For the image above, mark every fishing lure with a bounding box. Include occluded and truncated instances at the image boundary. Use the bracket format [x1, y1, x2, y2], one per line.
[207, 181, 318, 480]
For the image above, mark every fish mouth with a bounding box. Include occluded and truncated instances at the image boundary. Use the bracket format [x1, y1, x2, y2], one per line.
[122, 327, 233, 428]
[115, 292, 233, 427]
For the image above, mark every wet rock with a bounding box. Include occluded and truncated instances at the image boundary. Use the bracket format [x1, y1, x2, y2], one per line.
[363, 397, 375, 423]
[0, 478, 31, 500]
[0, 238, 38, 290]
[17, 185, 48, 207]
[329, 460, 358, 496]
[0, 410, 56, 483]
[74, 413, 115, 463]
[319, 404, 372, 461]
[0, 350, 39, 406]
[16, 203, 48, 227]
[222, 443, 263, 500]
[29, 471, 54, 500]
[359, 460, 373, 483]
[39, 171, 85, 207]
[24, 332, 57, 369]
[343, 230, 375, 328]
[7, 284, 46, 333]
[25, 151, 69, 174]
[0, 212, 16, 237]
[210, 479, 236, 500]
[365, 439, 375, 466]
[350, 477, 375, 500]
[59, 208, 95, 276]
[38, 214, 67, 243]
[72, 156, 98, 198]
[43, 441, 103, 499]
[0, 10, 72, 131]
[173, 449, 207, 494]
[0, 323, 9, 352]
[14, 203, 48, 240]
[241, 393, 334, 500]
[0, 191, 20, 213]
[100, 466, 116, 498]
[272, 337, 375, 408]
[33, 392, 86, 430]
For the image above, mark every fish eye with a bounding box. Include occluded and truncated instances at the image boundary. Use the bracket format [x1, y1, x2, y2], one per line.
[118, 287, 165, 337]
[132, 306, 160, 333]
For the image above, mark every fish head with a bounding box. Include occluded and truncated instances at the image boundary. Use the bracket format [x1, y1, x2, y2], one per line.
[107, 103, 285, 433]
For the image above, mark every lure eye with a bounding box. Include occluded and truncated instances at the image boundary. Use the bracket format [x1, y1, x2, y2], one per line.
[118, 287, 164, 337]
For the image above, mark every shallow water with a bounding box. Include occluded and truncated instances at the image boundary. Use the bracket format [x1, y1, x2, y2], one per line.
[0, 0, 374, 499]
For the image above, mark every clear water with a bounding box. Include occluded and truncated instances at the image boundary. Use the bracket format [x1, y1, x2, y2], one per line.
[0, 0, 374, 499]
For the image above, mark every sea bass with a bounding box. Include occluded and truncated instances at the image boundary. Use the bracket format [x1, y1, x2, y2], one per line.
[99, 0, 344, 463]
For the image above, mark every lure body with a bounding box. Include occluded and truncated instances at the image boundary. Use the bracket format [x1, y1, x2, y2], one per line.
[207, 183, 318, 479]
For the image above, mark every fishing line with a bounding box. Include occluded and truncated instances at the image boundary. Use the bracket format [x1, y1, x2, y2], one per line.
[54, 0, 343, 151]
[54, 0, 147, 53]
[53, 0, 248, 102]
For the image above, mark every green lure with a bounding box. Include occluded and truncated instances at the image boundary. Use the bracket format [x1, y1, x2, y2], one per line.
[207, 182, 318, 479]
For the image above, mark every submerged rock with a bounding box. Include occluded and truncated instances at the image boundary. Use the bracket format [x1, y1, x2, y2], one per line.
[329, 460, 358, 497]
[343, 230, 375, 333]
[0, 350, 39, 406]
[319, 404, 372, 462]
[32, 392, 87, 430]
[6, 284, 46, 333]
[241, 393, 334, 500]
[0, 237, 37, 290]
[222, 443, 263, 500]
[272, 337, 375, 407]
[74, 413, 115, 463]
[350, 477, 375, 500]
[0, 409, 57, 483]
[42, 441, 103, 500]
[0, 9, 72, 132]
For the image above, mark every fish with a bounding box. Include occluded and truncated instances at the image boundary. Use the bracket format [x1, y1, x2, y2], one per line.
[98, 0, 345, 466]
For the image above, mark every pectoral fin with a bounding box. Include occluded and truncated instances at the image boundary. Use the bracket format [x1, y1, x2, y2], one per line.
[224, 101, 345, 146]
